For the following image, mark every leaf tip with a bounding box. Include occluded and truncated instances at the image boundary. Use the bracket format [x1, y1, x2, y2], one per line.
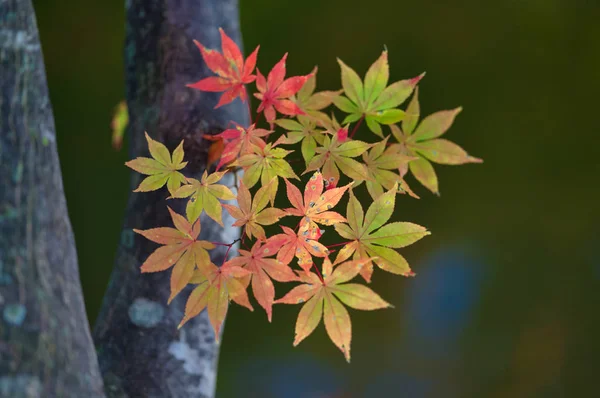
[293, 335, 302, 347]
[468, 155, 484, 164]
[342, 344, 351, 363]
[402, 270, 416, 278]
[412, 72, 426, 85]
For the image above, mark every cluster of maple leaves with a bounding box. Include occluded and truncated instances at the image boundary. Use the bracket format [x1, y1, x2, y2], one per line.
[125, 28, 481, 362]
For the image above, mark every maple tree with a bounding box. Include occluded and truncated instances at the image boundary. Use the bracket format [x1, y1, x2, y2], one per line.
[125, 28, 482, 362]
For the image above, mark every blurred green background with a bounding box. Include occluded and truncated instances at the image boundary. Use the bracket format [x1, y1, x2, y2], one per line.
[32, 0, 599, 397]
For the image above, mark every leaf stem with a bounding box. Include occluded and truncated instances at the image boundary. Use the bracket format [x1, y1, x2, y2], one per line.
[312, 262, 325, 284]
[325, 241, 350, 249]
[221, 238, 240, 266]
[243, 86, 254, 125]
[210, 241, 231, 247]
[254, 108, 262, 127]
[349, 115, 365, 139]
[211, 237, 241, 248]
[240, 228, 248, 249]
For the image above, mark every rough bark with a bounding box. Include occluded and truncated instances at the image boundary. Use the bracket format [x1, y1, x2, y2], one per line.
[0, 1, 105, 397]
[92, 1, 248, 397]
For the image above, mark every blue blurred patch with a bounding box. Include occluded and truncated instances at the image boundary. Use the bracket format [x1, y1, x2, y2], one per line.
[234, 354, 346, 398]
[362, 372, 432, 398]
[404, 247, 483, 356]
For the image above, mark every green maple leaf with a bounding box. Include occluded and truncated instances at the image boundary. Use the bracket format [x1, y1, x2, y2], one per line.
[125, 132, 187, 195]
[390, 87, 483, 195]
[292, 66, 343, 122]
[304, 134, 371, 187]
[275, 116, 327, 165]
[333, 50, 424, 137]
[357, 136, 417, 199]
[171, 170, 236, 226]
[222, 179, 287, 241]
[232, 142, 298, 204]
[333, 185, 430, 282]
[276, 257, 391, 362]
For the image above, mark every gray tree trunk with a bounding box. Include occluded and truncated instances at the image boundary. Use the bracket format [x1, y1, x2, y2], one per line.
[92, 1, 248, 397]
[1, 0, 247, 397]
[0, 0, 105, 396]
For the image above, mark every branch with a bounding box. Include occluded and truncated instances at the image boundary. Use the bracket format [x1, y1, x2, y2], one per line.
[0, 0, 105, 396]
[92, 1, 248, 397]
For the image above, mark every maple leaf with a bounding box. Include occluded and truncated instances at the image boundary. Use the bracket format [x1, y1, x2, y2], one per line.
[304, 133, 372, 186]
[232, 142, 298, 204]
[292, 66, 343, 122]
[357, 136, 417, 199]
[333, 185, 430, 282]
[178, 261, 253, 340]
[222, 179, 287, 241]
[390, 88, 483, 195]
[171, 170, 236, 226]
[276, 257, 392, 362]
[270, 225, 329, 274]
[207, 123, 271, 170]
[254, 53, 312, 124]
[206, 137, 225, 168]
[110, 100, 128, 150]
[133, 207, 215, 303]
[225, 238, 298, 321]
[187, 28, 259, 108]
[284, 172, 351, 231]
[275, 116, 327, 164]
[333, 50, 424, 137]
[125, 132, 187, 195]
[316, 113, 352, 144]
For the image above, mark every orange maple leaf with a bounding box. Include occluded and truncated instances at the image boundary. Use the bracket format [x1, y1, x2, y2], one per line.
[178, 261, 253, 340]
[276, 257, 391, 362]
[284, 171, 351, 231]
[270, 225, 329, 275]
[225, 238, 298, 321]
[133, 207, 215, 303]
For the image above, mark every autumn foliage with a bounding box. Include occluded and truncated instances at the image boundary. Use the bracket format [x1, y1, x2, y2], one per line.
[125, 28, 481, 362]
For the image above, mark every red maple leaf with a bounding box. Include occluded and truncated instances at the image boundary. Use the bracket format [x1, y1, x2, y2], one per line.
[254, 53, 312, 123]
[207, 123, 271, 170]
[187, 28, 259, 108]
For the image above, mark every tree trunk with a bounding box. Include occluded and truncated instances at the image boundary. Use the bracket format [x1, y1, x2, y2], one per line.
[92, 1, 248, 397]
[0, 1, 105, 396]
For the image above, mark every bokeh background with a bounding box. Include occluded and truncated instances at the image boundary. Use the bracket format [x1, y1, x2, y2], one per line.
[32, 0, 599, 397]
